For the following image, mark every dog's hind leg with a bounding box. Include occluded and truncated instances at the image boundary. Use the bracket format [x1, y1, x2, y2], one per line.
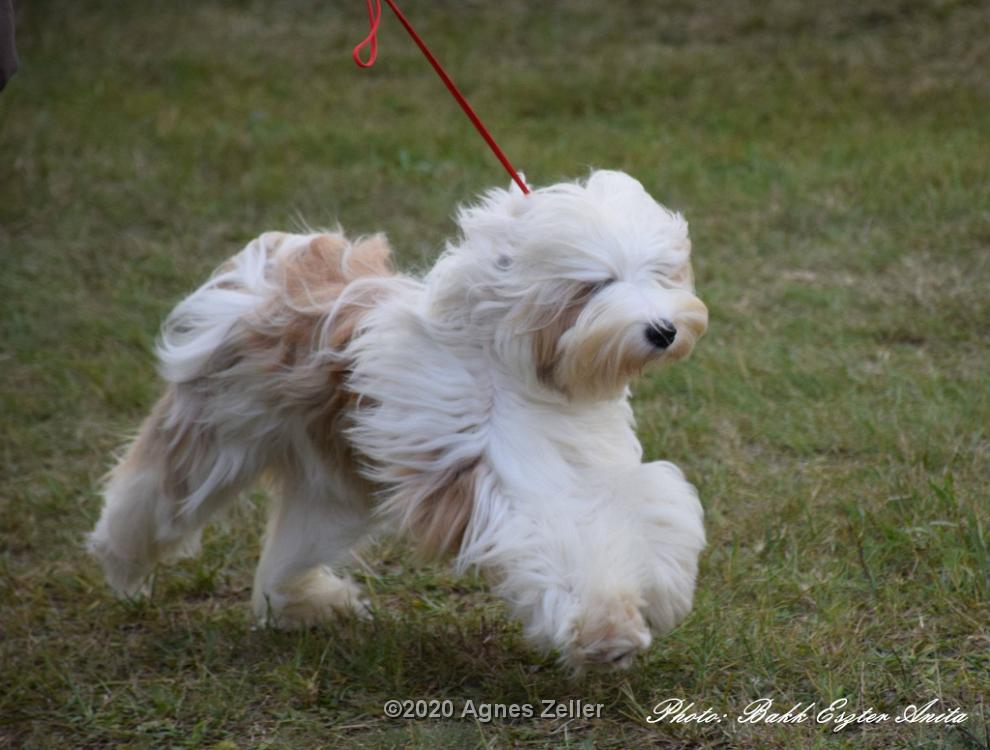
[88, 387, 267, 596]
[252, 464, 372, 629]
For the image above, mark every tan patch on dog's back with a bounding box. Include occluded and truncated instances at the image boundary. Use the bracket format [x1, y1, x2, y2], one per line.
[267, 233, 395, 449]
[250, 233, 394, 366]
[277, 233, 394, 313]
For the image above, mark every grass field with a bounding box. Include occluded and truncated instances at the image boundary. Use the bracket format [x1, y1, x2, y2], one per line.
[2, 1, 989, 747]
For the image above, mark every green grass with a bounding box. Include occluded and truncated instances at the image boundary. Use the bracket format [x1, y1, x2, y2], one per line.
[2, 0, 989, 747]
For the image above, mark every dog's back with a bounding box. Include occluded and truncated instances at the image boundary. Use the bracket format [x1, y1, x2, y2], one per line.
[159, 231, 394, 380]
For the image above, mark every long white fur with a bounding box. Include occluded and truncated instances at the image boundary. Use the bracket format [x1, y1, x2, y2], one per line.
[88, 170, 707, 671]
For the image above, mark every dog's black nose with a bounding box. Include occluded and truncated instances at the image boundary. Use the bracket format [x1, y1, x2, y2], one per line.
[645, 319, 677, 349]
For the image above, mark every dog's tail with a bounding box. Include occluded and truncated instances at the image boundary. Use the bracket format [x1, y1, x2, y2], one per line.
[156, 232, 287, 384]
[87, 231, 396, 595]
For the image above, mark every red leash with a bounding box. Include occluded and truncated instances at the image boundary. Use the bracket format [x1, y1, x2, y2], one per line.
[353, 0, 530, 195]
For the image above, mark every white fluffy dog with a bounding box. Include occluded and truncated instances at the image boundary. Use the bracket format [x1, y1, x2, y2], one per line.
[88, 170, 708, 671]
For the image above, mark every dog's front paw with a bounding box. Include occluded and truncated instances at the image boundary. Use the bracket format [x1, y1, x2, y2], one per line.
[254, 566, 370, 629]
[565, 594, 652, 672]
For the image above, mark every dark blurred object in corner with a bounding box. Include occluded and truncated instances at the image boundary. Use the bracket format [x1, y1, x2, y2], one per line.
[1, 0, 17, 91]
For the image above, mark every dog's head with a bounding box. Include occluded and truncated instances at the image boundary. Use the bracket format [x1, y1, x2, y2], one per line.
[434, 170, 707, 400]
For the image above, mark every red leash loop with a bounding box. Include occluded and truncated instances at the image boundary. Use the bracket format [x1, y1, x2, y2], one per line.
[352, 0, 381, 67]
[353, 0, 530, 195]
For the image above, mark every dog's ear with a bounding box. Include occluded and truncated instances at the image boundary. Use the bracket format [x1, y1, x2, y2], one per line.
[530, 281, 599, 391]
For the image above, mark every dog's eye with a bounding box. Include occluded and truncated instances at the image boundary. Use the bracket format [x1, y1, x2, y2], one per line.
[495, 255, 512, 270]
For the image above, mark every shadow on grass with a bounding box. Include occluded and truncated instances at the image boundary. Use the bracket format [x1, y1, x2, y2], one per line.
[101, 588, 690, 719]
